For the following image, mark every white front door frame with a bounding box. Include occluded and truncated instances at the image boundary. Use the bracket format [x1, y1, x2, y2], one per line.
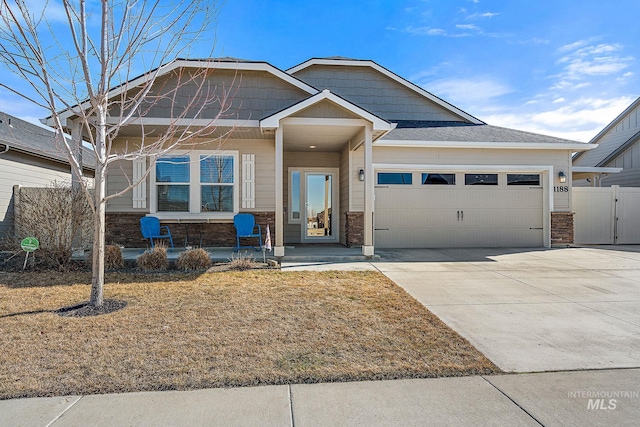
[297, 168, 340, 243]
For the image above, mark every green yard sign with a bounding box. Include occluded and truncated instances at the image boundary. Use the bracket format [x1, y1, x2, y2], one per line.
[21, 237, 39, 252]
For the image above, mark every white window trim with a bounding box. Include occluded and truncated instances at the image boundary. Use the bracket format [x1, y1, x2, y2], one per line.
[149, 150, 239, 220]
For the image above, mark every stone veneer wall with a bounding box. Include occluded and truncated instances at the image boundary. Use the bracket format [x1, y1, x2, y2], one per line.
[345, 211, 364, 247]
[551, 212, 574, 247]
[106, 212, 276, 248]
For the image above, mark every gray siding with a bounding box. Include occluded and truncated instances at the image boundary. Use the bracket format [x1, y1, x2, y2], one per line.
[597, 139, 640, 186]
[0, 152, 72, 237]
[132, 70, 310, 121]
[292, 65, 464, 122]
[574, 103, 640, 167]
[292, 100, 361, 119]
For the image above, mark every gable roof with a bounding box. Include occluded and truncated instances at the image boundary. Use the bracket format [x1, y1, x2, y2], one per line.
[287, 58, 483, 125]
[378, 122, 594, 150]
[573, 96, 640, 165]
[0, 112, 95, 169]
[45, 58, 319, 126]
[260, 89, 393, 132]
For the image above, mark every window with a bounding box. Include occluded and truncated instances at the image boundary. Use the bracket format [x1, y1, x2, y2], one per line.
[152, 151, 238, 217]
[507, 174, 540, 186]
[156, 155, 190, 212]
[465, 174, 498, 185]
[290, 171, 301, 222]
[377, 172, 412, 185]
[200, 155, 234, 212]
[422, 173, 455, 185]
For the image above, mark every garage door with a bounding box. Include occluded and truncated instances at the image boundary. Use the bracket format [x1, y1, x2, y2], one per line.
[375, 172, 544, 248]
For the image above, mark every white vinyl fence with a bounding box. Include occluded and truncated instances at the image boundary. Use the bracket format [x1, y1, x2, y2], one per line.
[574, 186, 640, 244]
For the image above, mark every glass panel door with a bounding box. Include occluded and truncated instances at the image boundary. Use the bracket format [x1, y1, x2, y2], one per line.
[304, 173, 334, 240]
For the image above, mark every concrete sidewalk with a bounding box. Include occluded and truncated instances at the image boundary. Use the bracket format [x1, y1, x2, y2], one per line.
[1, 369, 638, 426]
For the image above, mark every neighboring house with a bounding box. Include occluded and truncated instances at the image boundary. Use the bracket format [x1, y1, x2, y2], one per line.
[0, 112, 95, 238]
[44, 57, 594, 254]
[573, 97, 640, 186]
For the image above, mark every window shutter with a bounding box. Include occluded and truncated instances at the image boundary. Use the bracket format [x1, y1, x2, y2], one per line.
[133, 158, 147, 209]
[242, 154, 255, 209]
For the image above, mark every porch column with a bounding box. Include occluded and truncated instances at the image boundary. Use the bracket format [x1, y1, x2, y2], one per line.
[274, 126, 285, 256]
[362, 124, 374, 256]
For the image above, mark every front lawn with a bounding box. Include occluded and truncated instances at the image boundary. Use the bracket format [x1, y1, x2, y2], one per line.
[0, 271, 499, 399]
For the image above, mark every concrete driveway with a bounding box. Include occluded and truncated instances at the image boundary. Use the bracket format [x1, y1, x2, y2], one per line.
[374, 246, 640, 373]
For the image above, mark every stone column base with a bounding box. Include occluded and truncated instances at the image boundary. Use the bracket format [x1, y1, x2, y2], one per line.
[551, 212, 574, 247]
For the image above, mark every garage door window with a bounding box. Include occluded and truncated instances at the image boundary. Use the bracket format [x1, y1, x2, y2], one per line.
[507, 174, 540, 185]
[422, 173, 455, 185]
[377, 172, 412, 185]
[465, 174, 498, 185]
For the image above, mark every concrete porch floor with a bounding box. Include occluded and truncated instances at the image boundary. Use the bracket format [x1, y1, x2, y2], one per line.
[120, 244, 377, 263]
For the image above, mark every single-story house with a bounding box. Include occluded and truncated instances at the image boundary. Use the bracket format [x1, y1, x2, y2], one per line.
[44, 57, 595, 254]
[0, 112, 95, 238]
[573, 97, 640, 186]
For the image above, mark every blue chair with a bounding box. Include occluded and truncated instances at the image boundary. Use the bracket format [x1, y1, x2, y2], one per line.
[140, 216, 174, 249]
[234, 213, 262, 251]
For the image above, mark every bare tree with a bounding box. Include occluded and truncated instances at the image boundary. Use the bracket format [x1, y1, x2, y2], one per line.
[0, 0, 234, 306]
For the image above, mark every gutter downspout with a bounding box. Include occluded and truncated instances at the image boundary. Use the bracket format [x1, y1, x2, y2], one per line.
[0, 144, 9, 154]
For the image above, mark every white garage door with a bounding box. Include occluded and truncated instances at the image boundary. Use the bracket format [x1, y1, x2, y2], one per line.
[375, 172, 544, 248]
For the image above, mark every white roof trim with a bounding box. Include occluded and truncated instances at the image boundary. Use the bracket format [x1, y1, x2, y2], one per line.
[287, 58, 483, 125]
[376, 140, 598, 151]
[260, 89, 393, 131]
[572, 166, 622, 174]
[46, 60, 318, 126]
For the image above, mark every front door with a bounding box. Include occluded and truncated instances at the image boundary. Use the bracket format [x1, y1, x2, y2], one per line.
[301, 169, 339, 243]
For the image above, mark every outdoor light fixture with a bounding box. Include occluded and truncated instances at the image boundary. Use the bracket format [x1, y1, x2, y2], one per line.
[558, 171, 567, 183]
[358, 168, 365, 182]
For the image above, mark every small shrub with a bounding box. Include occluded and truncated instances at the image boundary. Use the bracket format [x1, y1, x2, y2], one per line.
[105, 245, 123, 269]
[228, 251, 256, 271]
[137, 245, 169, 271]
[176, 248, 211, 271]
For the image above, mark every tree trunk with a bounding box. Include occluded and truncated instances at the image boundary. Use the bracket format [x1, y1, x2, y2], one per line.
[90, 104, 108, 307]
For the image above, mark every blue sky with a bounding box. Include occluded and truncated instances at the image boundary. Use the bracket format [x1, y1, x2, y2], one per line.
[2, 0, 638, 142]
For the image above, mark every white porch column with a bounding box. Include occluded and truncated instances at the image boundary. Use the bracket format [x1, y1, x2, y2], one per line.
[274, 126, 285, 256]
[362, 124, 374, 256]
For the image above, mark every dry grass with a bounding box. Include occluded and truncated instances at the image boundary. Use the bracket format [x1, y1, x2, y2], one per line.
[0, 271, 500, 399]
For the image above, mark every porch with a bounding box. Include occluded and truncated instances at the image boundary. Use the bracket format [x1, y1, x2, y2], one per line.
[119, 244, 376, 264]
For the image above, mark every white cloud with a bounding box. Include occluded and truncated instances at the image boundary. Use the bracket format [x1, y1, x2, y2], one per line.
[467, 12, 499, 19]
[482, 96, 636, 142]
[555, 42, 633, 81]
[456, 24, 479, 30]
[426, 77, 513, 104]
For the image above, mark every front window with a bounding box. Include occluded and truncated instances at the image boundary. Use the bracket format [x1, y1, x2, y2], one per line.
[152, 151, 238, 216]
[156, 156, 190, 212]
[200, 155, 234, 212]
